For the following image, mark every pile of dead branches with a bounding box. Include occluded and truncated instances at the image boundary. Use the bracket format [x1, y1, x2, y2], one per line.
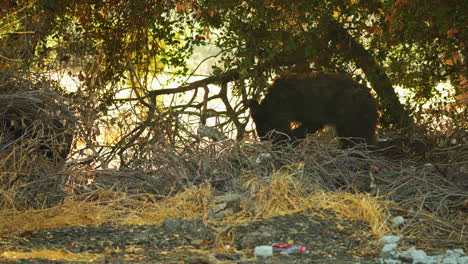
[0, 72, 75, 209]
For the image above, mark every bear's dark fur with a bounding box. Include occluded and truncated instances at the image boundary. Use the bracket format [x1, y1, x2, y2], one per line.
[249, 72, 378, 148]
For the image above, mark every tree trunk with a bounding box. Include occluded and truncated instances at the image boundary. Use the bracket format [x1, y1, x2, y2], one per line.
[319, 16, 412, 128]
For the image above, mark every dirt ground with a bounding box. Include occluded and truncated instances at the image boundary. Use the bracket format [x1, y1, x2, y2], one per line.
[0, 210, 386, 263]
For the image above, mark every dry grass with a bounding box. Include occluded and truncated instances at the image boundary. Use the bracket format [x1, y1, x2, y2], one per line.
[0, 173, 392, 239]
[0, 185, 213, 234]
[2, 250, 102, 263]
[1, 132, 466, 243]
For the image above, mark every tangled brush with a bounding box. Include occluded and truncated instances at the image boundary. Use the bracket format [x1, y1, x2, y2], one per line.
[0, 73, 76, 208]
[1, 73, 75, 165]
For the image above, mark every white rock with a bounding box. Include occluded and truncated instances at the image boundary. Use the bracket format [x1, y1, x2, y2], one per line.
[381, 259, 402, 264]
[391, 216, 405, 227]
[458, 256, 468, 264]
[446, 249, 465, 256]
[440, 249, 467, 264]
[380, 236, 401, 245]
[382, 243, 398, 252]
[441, 256, 459, 264]
[380, 243, 398, 258]
[400, 247, 430, 263]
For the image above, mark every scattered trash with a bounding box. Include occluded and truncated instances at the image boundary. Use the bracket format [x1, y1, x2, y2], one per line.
[254, 245, 273, 257]
[254, 243, 309, 257]
[272, 243, 310, 255]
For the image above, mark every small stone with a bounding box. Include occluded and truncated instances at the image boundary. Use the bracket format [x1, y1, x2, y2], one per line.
[380, 236, 401, 245]
[447, 249, 464, 256]
[381, 243, 398, 252]
[441, 256, 459, 264]
[380, 243, 398, 258]
[399, 247, 429, 263]
[391, 216, 405, 227]
[382, 259, 402, 264]
[458, 256, 468, 264]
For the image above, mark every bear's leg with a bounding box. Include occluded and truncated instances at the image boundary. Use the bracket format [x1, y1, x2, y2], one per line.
[336, 123, 376, 148]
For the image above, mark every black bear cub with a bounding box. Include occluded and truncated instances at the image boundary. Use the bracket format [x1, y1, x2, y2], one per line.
[249, 72, 378, 148]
